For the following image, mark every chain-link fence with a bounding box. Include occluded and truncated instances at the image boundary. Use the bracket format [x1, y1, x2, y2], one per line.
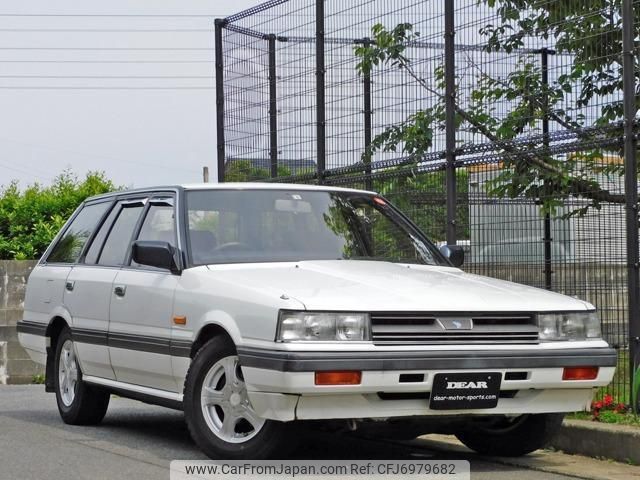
[215, 0, 640, 404]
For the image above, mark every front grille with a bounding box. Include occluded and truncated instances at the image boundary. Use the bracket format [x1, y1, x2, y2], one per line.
[370, 312, 538, 345]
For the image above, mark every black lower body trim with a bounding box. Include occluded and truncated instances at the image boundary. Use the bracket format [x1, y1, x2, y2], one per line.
[73, 328, 108, 345]
[237, 347, 618, 372]
[17, 321, 192, 358]
[70, 328, 192, 357]
[99, 385, 183, 411]
[16, 320, 48, 336]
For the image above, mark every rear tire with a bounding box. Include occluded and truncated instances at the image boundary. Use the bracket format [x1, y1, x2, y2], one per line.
[184, 336, 291, 459]
[455, 413, 564, 456]
[54, 328, 110, 425]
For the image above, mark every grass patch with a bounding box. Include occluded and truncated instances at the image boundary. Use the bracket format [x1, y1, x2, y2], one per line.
[31, 373, 45, 384]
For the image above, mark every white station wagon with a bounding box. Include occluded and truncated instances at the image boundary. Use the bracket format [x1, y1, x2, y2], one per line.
[18, 184, 616, 459]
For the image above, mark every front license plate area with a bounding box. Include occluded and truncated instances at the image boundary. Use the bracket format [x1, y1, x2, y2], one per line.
[429, 372, 501, 410]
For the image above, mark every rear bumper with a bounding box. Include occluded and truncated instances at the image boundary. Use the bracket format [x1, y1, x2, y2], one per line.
[239, 346, 616, 421]
[16, 331, 47, 365]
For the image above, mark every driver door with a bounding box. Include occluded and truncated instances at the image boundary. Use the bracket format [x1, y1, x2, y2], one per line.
[108, 196, 180, 392]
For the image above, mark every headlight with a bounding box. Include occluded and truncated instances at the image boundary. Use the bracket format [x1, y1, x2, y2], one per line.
[277, 311, 371, 342]
[537, 311, 601, 341]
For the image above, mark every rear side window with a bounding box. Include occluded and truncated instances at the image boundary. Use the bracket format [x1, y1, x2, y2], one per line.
[46, 202, 110, 264]
[83, 204, 120, 265]
[98, 203, 145, 266]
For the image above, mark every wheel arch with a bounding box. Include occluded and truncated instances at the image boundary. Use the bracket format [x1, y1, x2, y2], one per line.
[190, 323, 236, 358]
[44, 315, 71, 392]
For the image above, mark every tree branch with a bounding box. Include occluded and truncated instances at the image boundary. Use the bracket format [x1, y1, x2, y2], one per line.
[400, 61, 625, 204]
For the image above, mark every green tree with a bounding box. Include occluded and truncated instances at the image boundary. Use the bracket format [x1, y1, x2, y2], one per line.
[373, 167, 469, 241]
[354, 1, 638, 216]
[224, 160, 291, 182]
[0, 171, 117, 260]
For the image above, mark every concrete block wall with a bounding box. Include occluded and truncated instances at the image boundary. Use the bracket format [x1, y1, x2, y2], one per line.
[0, 260, 41, 384]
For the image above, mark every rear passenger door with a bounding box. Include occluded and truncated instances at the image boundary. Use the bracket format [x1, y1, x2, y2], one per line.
[108, 196, 180, 391]
[32, 202, 111, 332]
[65, 198, 145, 380]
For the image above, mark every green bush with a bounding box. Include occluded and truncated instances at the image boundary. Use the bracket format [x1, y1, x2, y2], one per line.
[374, 168, 469, 242]
[224, 160, 291, 182]
[0, 171, 118, 260]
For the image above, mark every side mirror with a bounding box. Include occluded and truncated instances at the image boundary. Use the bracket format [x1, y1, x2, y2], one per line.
[132, 240, 180, 274]
[439, 244, 464, 267]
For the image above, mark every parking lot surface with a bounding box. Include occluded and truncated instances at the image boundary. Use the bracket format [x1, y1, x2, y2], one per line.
[0, 386, 637, 480]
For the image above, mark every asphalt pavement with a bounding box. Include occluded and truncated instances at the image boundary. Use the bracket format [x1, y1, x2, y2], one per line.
[0, 386, 637, 480]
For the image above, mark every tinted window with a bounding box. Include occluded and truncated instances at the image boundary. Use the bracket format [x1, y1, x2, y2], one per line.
[47, 202, 110, 264]
[130, 203, 176, 269]
[98, 203, 144, 266]
[137, 203, 176, 245]
[186, 190, 445, 266]
[84, 204, 119, 264]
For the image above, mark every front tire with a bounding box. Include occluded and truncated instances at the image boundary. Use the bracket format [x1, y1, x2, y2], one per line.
[455, 413, 564, 457]
[184, 336, 290, 459]
[54, 328, 110, 425]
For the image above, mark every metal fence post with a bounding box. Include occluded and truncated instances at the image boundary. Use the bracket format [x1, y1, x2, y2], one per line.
[268, 34, 278, 178]
[362, 38, 373, 192]
[622, 0, 640, 411]
[315, 0, 326, 183]
[214, 19, 226, 183]
[540, 47, 554, 291]
[444, 0, 457, 245]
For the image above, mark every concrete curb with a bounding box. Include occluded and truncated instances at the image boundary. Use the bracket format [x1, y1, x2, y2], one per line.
[415, 434, 640, 480]
[549, 419, 640, 465]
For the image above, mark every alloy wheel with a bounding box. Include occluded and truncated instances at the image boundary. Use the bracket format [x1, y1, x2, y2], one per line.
[200, 355, 265, 443]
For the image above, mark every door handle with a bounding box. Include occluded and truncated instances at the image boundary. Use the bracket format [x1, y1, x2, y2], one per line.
[114, 285, 126, 297]
[65, 281, 75, 292]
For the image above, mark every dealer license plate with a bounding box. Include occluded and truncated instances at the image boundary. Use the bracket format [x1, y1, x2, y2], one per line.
[429, 372, 501, 410]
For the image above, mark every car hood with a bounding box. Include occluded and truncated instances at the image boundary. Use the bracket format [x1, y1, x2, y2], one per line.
[206, 260, 592, 312]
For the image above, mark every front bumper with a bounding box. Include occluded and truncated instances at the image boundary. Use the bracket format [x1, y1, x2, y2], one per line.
[237, 346, 618, 372]
[238, 346, 617, 421]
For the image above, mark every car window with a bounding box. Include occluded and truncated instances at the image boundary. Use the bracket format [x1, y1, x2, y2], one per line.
[83, 204, 120, 265]
[130, 203, 177, 269]
[185, 190, 444, 266]
[188, 207, 245, 265]
[46, 202, 110, 264]
[98, 203, 145, 266]
[137, 203, 176, 245]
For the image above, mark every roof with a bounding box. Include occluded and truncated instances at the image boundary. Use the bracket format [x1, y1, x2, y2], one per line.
[84, 182, 377, 203]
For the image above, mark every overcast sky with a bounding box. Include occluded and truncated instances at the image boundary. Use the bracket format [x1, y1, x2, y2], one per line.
[0, 0, 261, 188]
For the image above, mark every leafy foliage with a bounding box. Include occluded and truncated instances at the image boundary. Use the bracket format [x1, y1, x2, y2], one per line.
[374, 168, 469, 241]
[0, 171, 117, 260]
[224, 160, 291, 182]
[353, 0, 637, 216]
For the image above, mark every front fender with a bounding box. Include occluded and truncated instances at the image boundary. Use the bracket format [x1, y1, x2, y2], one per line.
[193, 310, 244, 346]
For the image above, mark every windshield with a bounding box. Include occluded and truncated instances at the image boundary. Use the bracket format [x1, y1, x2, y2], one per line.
[185, 189, 447, 266]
